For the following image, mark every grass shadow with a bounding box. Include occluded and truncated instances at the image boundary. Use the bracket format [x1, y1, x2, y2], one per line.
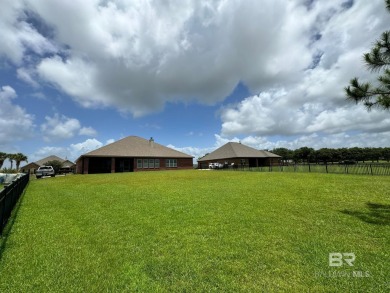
[0, 183, 28, 261]
[341, 202, 390, 226]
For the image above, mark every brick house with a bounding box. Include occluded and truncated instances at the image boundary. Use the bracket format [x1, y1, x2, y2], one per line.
[76, 136, 193, 174]
[21, 155, 75, 174]
[197, 142, 281, 169]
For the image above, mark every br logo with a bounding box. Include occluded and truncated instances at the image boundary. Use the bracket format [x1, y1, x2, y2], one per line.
[329, 253, 355, 267]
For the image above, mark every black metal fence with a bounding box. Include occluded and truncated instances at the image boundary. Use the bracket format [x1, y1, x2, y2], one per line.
[216, 163, 390, 176]
[0, 174, 29, 235]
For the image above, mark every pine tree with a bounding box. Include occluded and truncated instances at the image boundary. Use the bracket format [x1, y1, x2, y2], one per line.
[345, 0, 390, 110]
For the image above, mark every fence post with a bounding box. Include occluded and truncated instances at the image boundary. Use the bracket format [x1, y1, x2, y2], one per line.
[308, 164, 311, 173]
[0, 187, 5, 235]
[370, 164, 373, 176]
[1, 185, 8, 235]
[325, 163, 328, 173]
[0, 174, 29, 236]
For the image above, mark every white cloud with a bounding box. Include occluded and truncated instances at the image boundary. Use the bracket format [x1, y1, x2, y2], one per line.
[37, 56, 105, 109]
[217, 131, 390, 151]
[219, 0, 390, 140]
[41, 114, 81, 141]
[168, 134, 241, 161]
[0, 85, 35, 147]
[31, 92, 46, 100]
[68, 138, 115, 160]
[28, 138, 104, 163]
[0, 0, 56, 64]
[17, 68, 40, 88]
[1, 0, 389, 154]
[28, 146, 68, 163]
[5, 0, 379, 117]
[167, 144, 215, 161]
[220, 92, 390, 137]
[41, 114, 97, 141]
[79, 127, 98, 137]
[140, 123, 162, 130]
[69, 138, 104, 159]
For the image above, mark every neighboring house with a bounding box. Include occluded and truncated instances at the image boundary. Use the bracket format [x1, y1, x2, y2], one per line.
[59, 159, 77, 174]
[19, 162, 40, 174]
[75, 136, 194, 174]
[20, 155, 76, 174]
[197, 142, 281, 169]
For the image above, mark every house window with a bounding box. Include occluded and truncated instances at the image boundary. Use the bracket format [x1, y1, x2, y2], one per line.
[137, 158, 161, 169]
[166, 159, 177, 168]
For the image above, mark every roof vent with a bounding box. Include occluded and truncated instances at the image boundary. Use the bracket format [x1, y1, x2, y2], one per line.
[149, 137, 154, 147]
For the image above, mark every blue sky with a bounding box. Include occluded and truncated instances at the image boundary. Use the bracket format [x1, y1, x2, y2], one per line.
[1, 0, 390, 165]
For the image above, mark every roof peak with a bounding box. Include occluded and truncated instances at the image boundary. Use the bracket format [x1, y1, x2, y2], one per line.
[78, 135, 193, 159]
[198, 141, 280, 161]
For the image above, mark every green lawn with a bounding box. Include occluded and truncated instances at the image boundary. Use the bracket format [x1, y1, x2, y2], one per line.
[0, 171, 389, 292]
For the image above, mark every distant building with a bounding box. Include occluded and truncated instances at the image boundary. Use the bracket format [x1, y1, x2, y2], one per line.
[20, 155, 75, 174]
[197, 142, 281, 169]
[75, 136, 194, 174]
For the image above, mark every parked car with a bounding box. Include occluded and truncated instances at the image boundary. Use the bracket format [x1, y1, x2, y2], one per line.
[36, 166, 55, 179]
[339, 160, 357, 165]
[209, 163, 223, 169]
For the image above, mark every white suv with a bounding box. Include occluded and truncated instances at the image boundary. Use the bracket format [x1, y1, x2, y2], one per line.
[209, 163, 223, 169]
[36, 166, 55, 179]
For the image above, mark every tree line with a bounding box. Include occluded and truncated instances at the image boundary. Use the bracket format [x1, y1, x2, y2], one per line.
[0, 152, 28, 172]
[271, 147, 390, 164]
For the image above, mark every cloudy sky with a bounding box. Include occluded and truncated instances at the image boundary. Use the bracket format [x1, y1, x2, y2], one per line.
[1, 0, 389, 164]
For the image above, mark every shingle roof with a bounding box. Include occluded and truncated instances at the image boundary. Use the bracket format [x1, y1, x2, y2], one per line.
[62, 160, 76, 167]
[35, 155, 67, 166]
[198, 142, 280, 161]
[21, 155, 75, 169]
[80, 136, 193, 159]
[20, 162, 40, 169]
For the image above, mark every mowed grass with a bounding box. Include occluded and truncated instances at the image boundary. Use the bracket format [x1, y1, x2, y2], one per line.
[0, 171, 389, 292]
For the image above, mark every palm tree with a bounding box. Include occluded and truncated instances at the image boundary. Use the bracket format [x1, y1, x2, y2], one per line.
[14, 153, 28, 172]
[0, 152, 7, 170]
[8, 154, 17, 171]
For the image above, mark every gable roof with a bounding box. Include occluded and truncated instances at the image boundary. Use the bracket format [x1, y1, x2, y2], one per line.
[35, 155, 66, 166]
[198, 142, 280, 161]
[20, 162, 40, 170]
[79, 136, 193, 159]
[21, 155, 75, 169]
[62, 160, 76, 167]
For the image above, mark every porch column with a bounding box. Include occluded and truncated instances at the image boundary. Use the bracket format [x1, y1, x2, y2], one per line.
[111, 158, 116, 173]
[83, 158, 89, 174]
